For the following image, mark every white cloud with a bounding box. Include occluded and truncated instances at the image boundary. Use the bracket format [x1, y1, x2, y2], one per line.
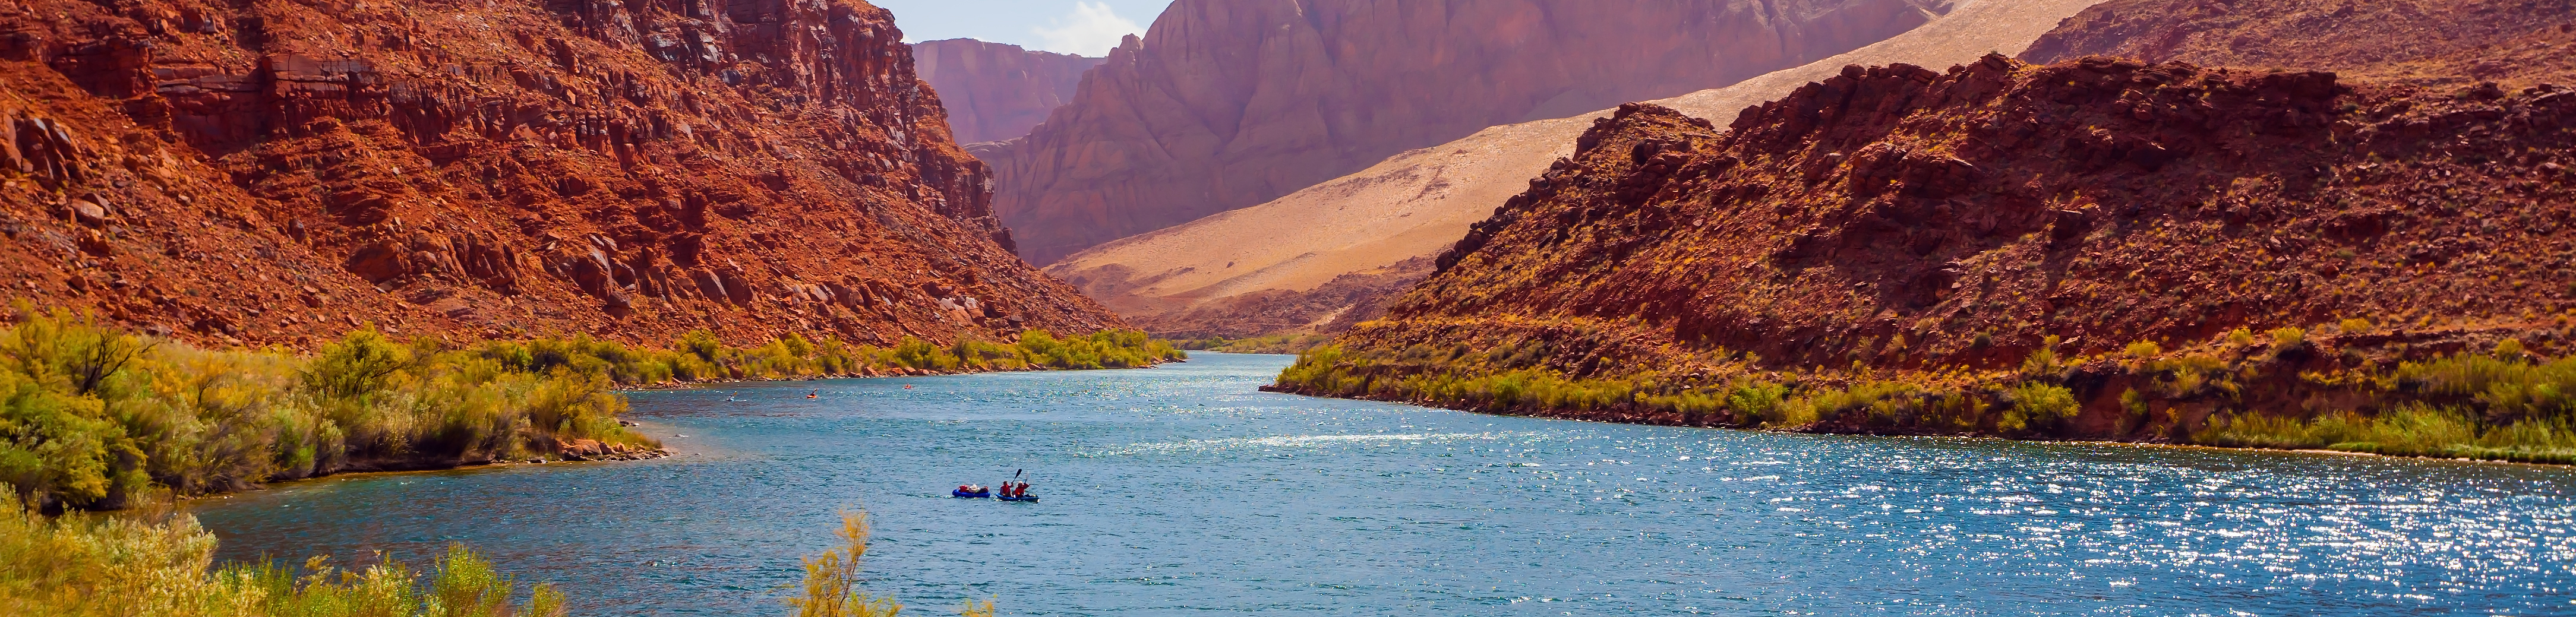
[1031, 1, 1144, 56]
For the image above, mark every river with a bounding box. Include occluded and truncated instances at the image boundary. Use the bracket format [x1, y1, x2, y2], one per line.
[190, 353, 2576, 616]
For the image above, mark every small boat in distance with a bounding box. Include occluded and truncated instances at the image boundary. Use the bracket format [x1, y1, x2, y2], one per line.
[953, 485, 992, 498]
[995, 474, 1038, 502]
[806, 390, 819, 399]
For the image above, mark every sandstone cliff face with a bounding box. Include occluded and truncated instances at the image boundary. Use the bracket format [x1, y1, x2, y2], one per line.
[0, 0, 1120, 347]
[987, 0, 1952, 265]
[1042, 0, 2110, 340]
[1291, 38, 2576, 429]
[914, 39, 1101, 145]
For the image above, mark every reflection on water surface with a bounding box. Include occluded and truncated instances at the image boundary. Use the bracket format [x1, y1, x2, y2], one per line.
[192, 353, 2576, 616]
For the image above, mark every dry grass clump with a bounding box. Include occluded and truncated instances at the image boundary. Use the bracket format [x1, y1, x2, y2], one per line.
[6, 493, 1012, 617]
[0, 489, 564, 617]
[790, 510, 1006, 617]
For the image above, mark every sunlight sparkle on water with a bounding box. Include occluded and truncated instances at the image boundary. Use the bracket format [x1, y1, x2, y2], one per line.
[192, 354, 2576, 616]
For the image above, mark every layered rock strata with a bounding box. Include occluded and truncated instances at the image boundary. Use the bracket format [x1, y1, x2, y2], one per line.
[1284, 40, 2576, 432]
[989, 0, 1953, 265]
[914, 39, 1101, 145]
[1046, 0, 2110, 339]
[0, 0, 1120, 347]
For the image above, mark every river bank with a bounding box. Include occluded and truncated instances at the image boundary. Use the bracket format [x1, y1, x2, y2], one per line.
[0, 307, 1180, 512]
[1272, 381, 2576, 469]
[1267, 317, 2576, 466]
[184, 352, 2576, 616]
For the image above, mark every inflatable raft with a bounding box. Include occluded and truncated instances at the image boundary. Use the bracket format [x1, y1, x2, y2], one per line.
[953, 488, 991, 498]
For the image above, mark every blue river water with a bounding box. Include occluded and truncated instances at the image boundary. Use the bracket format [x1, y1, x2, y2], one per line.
[189, 353, 2576, 616]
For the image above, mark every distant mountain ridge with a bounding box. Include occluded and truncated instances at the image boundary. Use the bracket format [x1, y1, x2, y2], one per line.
[915, 39, 1104, 145]
[1047, 0, 2110, 340]
[985, 0, 1953, 266]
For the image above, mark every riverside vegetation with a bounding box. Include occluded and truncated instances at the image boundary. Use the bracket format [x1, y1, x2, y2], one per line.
[1276, 319, 2576, 466]
[1175, 334, 1337, 355]
[0, 306, 1164, 615]
[1, 307, 1182, 512]
[2, 491, 990, 617]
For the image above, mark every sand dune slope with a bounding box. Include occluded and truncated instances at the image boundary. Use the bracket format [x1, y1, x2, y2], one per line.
[1049, 0, 2110, 337]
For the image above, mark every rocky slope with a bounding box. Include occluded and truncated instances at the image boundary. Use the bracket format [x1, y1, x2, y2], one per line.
[2023, 0, 2576, 72]
[987, 0, 1955, 266]
[1278, 12, 2576, 441]
[1048, 0, 2110, 339]
[0, 0, 1121, 349]
[914, 39, 1101, 145]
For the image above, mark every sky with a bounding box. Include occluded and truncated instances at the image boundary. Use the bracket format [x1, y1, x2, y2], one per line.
[872, 0, 1175, 56]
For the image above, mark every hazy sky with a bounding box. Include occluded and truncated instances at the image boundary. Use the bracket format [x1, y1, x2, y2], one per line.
[873, 1, 1175, 56]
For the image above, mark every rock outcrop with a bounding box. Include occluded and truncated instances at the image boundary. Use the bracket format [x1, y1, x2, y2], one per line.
[2022, 0, 2576, 71]
[1044, 0, 2111, 339]
[1281, 12, 2576, 434]
[987, 0, 1955, 265]
[914, 39, 1102, 145]
[0, 0, 1122, 348]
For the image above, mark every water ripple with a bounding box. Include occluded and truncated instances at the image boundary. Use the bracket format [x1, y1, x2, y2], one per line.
[190, 354, 2576, 616]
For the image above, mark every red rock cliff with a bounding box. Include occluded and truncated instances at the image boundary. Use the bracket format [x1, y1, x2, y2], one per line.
[914, 39, 1101, 145]
[2022, 0, 2576, 70]
[983, 0, 1950, 265]
[0, 0, 1123, 347]
[1290, 40, 2576, 428]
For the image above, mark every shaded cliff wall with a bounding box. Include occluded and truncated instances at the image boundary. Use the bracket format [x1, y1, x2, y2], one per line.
[914, 39, 1103, 145]
[1039, 0, 2110, 340]
[984, 0, 1951, 265]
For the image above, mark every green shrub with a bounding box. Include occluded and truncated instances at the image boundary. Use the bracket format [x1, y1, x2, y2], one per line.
[2269, 327, 2307, 350]
[0, 311, 674, 510]
[2019, 336, 2063, 378]
[1726, 382, 1788, 423]
[304, 329, 410, 401]
[2194, 406, 2576, 464]
[0, 490, 567, 617]
[2124, 340, 2163, 358]
[1804, 382, 1921, 425]
[2396, 352, 2576, 423]
[2010, 383, 2079, 423]
[2495, 338, 2527, 359]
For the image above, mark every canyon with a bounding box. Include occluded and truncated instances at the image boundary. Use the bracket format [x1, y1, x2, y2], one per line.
[0, 0, 1122, 349]
[985, 0, 1957, 267]
[1276, 0, 2576, 441]
[913, 39, 1101, 145]
[1050, 0, 2109, 340]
